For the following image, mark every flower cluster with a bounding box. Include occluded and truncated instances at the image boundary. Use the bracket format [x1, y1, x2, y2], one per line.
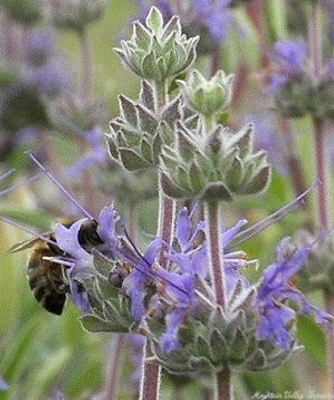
[267, 39, 334, 119]
[51, 203, 332, 375]
[135, 0, 239, 55]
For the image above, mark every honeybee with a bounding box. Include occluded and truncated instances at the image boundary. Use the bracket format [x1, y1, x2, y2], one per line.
[10, 218, 103, 315]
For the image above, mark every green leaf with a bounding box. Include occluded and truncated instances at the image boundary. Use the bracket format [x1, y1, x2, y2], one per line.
[297, 316, 327, 368]
[146, 7, 163, 34]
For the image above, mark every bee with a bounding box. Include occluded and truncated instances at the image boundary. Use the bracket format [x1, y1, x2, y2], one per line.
[10, 218, 103, 315]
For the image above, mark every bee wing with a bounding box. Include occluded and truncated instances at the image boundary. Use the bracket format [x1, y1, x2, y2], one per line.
[9, 237, 42, 253]
[9, 230, 54, 253]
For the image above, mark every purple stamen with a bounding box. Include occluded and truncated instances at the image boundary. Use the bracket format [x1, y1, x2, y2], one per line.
[0, 171, 44, 196]
[28, 152, 94, 220]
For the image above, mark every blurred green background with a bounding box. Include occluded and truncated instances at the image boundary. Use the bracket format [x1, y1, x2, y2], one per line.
[0, 0, 331, 398]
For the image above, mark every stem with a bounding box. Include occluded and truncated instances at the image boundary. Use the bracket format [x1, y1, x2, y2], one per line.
[308, 0, 323, 83]
[215, 368, 232, 400]
[308, 3, 334, 397]
[246, 0, 268, 71]
[202, 203, 232, 400]
[78, 28, 93, 101]
[312, 118, 329, 229]
[139, 175, 176, 400]
[203, 201, 226, 310]
[209, 45, 222, 76]
[324, 291, 334, 397]
[139, 341, 162, 400]
[275, 114, 314, 231]
[103, 335, 125, 400]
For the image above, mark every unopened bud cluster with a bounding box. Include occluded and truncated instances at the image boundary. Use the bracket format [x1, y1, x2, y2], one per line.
[108, 7, 271, 201]
[295, 230, 334, 293]
[114, 7, 198, 82]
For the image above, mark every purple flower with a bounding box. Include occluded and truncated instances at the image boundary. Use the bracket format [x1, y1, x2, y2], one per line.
[97, 203, 122, 256]
[256, 237, 333, 349]
[268, 39, 307, 93]
[156, 208, 253, 353]
[122, 237, 162, 321]
[26, 58, 71, 97]
[25, 30, 55, 65]
[0, 376, 9, 391]
[274, 40, 308, 72]
[55, 219, 93, 272]
[135, 1, 236, 47]
[54, 219, 94, 313]
[243, 114, 288, 175]
[66, 126, 109, 178]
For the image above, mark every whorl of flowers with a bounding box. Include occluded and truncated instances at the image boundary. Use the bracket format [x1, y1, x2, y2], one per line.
[51, 204, 332, 375]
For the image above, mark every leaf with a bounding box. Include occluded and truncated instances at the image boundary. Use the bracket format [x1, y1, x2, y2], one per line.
[80, 314, 122, 333]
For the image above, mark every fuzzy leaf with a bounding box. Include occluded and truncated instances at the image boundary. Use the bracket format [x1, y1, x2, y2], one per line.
[160, 172, 187, 198]
[140, 80, 156, 112]
[201, 183, 233, 202]
[119, 148, 151, 170]
[240, 165, 271, 195]
[137, 103, 158, 133]
[140, 138, 153, 163]
[80, 314, 124, 333]
[146, 6, 163, 33]
[119, 95, 138, 126]
[161, 95, 182, 125]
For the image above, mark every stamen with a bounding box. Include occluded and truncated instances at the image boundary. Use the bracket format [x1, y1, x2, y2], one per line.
[230, 183, 317, 250]
[0, 169, 15, 182]
[122, 227, 190, 299]
[0, 216, 58, 249]
[0, 172, 44, 196]
[28, 152, 94, 220]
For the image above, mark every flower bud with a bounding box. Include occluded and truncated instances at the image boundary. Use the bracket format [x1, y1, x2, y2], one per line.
[178, 70, 234, 118]
[114, 7, 199, 82]
[1, 0, 43, 25]
[106, 80, 188, 171]
[295, 230, 334, 293]
[46, 0, 106, 32]
[160, 122, 271, 201]
[48, 94, 107, 133]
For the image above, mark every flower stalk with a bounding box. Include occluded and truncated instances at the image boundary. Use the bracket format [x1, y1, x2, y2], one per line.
[204, 201, 227, 310]
[140, 185, 176, 400]
[308, 2, 334, 396]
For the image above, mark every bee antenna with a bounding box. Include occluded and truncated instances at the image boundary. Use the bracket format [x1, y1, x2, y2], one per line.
[28, 152, 94, 220]
[0, 216, 58, 249]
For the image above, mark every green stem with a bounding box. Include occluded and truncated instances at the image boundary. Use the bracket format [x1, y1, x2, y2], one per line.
[78, 28, 93, 101]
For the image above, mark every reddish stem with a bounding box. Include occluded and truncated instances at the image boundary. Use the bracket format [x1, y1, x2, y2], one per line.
[103, 335, 126, 400]
[140, 177, 176, 400]
[204, 202, 226, 310]
[313, 118, 329, 229]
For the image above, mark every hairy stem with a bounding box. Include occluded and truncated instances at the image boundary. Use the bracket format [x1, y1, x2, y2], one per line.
[103, 335, 125, 400]
[308, 3, 334, 397]
[79, 28, 93, 101]
[139, 175, 176, 400]
[215, 368, 232, 400]
[204, 202, 226, 310]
